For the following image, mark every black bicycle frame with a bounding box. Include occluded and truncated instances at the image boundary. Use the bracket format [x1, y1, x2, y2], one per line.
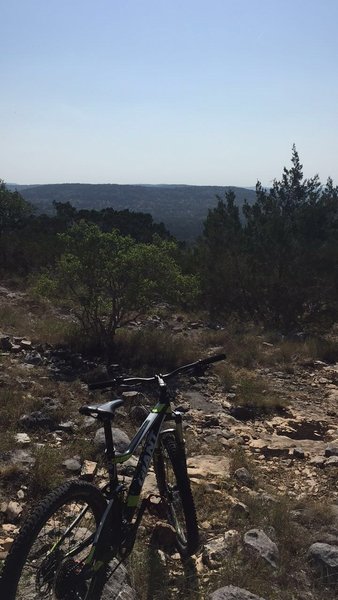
[86, 382, 175, 568]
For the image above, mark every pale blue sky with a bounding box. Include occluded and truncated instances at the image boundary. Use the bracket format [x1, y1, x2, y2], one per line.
[1, 0, 338, 186]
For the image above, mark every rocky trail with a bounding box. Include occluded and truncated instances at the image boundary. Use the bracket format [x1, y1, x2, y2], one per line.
[0, 287, 337, 599]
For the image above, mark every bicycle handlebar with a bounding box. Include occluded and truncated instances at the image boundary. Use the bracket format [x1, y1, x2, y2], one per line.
[87, 353, 226, 391]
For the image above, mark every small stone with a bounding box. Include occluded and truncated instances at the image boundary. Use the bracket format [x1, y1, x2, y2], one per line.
[58, 421, 76, 433]
[309, 456, 326, 468]
[6, 501, 23, 521]
[81, 460, 97, 480]
[20, 339, 32, 349]
[324, 456, 338, 468]
[2, 523, 17, 534]
[291, 447, 305, 459]
[204, 415, 220, 427]
[234, 467, 255, 488]
[227, 501, 250, 525]
[15, 433, 31, 446]
[122, 391, 139, 400]
[1, 537, 14, 551]
[325, 441, 338, 457]
[62, 458, 82, 473]
[24, 351, 43, 365]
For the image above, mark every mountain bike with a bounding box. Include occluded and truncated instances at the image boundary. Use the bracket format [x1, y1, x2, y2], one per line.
[0, 353, 225, 599]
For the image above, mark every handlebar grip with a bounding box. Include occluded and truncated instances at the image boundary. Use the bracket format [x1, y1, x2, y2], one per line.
[87, 379, 117, 391]
[199, 353, 226, 366]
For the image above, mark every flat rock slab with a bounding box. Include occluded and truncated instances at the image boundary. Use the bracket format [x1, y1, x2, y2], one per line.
[266, 417, 329, 440]
[209, 585, 267, 600]
[187, 455, 230, 480]
[181, 390, 219, 413]
[249, 434, 325, 458]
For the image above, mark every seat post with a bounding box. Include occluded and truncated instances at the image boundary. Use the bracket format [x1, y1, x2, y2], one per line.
[103, 418, 118, 486]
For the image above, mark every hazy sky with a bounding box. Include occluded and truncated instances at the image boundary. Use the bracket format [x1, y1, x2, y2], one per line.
[1, 0, 338, 186]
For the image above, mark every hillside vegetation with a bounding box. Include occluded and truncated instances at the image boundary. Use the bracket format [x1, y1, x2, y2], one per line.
[2, 147, 338, 338]
[1, 148, 338, 598]
[13, 183, 256, 242]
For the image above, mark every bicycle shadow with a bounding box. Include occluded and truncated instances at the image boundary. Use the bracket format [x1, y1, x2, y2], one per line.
[145, 530, 200, 600]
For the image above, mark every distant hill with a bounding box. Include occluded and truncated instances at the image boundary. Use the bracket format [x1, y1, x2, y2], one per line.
[12, 183, 257, 242]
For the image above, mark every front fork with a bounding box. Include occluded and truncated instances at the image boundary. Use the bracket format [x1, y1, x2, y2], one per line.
[161, 409, 185, 446]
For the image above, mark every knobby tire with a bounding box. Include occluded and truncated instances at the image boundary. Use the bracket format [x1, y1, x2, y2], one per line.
[0, 479, 108, 600]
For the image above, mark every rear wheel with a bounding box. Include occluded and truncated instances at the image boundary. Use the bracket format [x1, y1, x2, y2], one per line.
[1, 480, 108, 600]
[154, 434, 199, 557]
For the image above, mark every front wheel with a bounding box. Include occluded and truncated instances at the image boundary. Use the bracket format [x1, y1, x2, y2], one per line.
[154, 434, 199, 557]
[0, 480, 108, 600]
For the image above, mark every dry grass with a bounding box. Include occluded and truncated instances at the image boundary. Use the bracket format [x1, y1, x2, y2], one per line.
[113, 328, 199, 373]
[233, 372, 287, 412]
[28, 445, 64, 499]
[0, 300, 75, 346]
[128, 534, 200, 600]
[203, 493, 337, 600]
[0, 388, 27, 429]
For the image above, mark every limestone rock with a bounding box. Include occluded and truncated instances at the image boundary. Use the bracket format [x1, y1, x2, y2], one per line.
[81, 460, 97, 480]
[15, 432, 31, 446]
[234, 467, 255, 488]
[325, 440, 338, 457]
[209, 585, 267, 600]
[20, 339, 32, 349]
[1, 537, 14, 551]
[308, 542, 338, 583]
[187, 455, 230, 480]
[324, 456, 338, 468]
[203, 530, 239, 568]
[94, 427, 131, 453]
[24, 351, 43, 365]
[58, 421, 76, 433]
[6, 501, 23, 522]
[243, 528, 279, 568]
[63, 458, 81, 473]
[10, 448, 35, 469]
[19, 410, 57, 431]
[227, 500, 250, 525]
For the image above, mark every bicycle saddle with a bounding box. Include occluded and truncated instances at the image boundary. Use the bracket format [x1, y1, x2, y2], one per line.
[79, 399, 124, 419]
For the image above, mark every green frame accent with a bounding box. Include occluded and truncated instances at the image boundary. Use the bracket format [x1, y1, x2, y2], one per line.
[127, 494, 140, 507]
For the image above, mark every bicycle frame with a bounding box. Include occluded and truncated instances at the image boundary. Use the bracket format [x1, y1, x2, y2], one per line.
[85, 378, 183, 570]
